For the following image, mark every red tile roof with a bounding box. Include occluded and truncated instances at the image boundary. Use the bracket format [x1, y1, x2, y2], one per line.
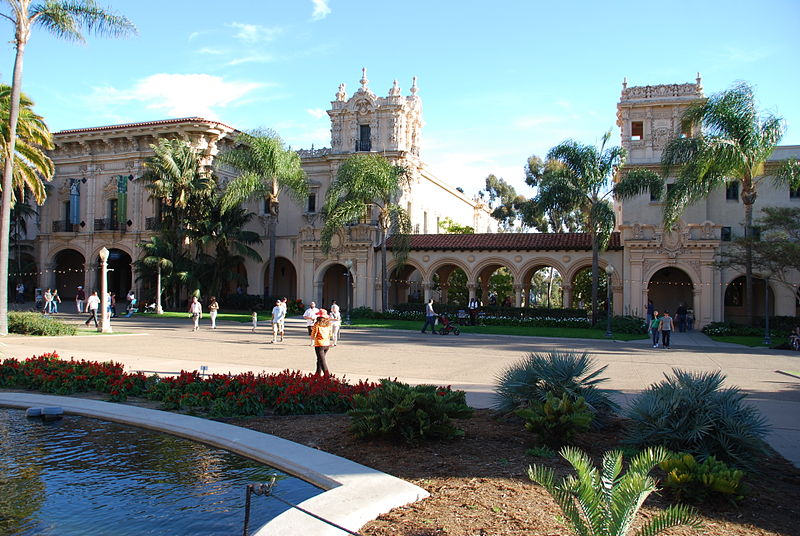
[386, 232, 621, 251]
[55, 117, 236, 135]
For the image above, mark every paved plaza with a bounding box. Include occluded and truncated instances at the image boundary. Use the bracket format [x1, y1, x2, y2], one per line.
[2, 312, 799, 467]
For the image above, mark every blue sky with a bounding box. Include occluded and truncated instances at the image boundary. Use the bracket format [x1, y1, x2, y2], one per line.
[2, 0, 799, 197]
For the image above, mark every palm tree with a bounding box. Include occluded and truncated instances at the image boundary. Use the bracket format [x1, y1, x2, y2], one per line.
[0, 0, 135, 335]
[532, 132, 661, 324]
[661, 82, 797, 325]
[9, 196, 35, 274]
[217, 129, 307, 298]
[0, 84, 54, 204]
[529, 446, 701, 536]
[321, 153, 411, 311]
[135, 232, 189, 311]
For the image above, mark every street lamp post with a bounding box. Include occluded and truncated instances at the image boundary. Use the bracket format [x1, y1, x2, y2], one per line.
[605, 264, 614, 338]
[763, 272, 772, 346]
[156, 263, 164, 314]
[99, 247, 113, 333]
[343, 259, 353, 325]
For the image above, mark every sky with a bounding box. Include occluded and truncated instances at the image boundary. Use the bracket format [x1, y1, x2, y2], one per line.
[2, 0, 799, 199]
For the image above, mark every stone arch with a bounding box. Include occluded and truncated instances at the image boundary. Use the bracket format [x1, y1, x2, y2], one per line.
[52, 248, 86, 299]
[427, 259, 470, 306]
[567, 262, 621, 311]
[723, 274, 774, 324]
[263, 257, 296, 299]
[425, 257, 470, 284]
[473, 258, 516, 307]
[318, 262, 353, 311]
[646, 266, 695, 319]
[93, 248, 133, 299]
[387, 259, 425, 306]
[10, 252, 37, 302]
[520, 259, 568, 308]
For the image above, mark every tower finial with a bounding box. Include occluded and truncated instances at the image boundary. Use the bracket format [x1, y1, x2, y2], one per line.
[389, 79, 401, 96]
[410, 76, 418, 95]
[622, 77, 628, 89]
[360, 67, 368, 90]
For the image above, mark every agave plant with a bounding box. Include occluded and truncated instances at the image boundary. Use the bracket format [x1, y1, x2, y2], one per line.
[529, 446, 701, 536]
[493, 351, 618, 419]
[624, 369, 769, 469]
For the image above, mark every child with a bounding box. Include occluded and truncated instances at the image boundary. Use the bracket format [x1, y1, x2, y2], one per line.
[251, 310, 258, 333]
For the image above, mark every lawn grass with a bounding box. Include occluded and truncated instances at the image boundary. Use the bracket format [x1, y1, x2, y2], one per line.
[136, 311, 257, 323]
[708, 335, 770, 347]
[349, 318, 648, 341]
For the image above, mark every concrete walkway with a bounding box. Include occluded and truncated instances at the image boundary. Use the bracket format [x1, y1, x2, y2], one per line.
[2, 312, 799, 467]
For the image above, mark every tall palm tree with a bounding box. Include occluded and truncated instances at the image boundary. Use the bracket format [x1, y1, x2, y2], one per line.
[661, 82, 796, 325]
[0, 84, 53, 204]
[217, 129, 307, 297]
[135, 232, 190, 311]
[321, 153, 412, 311]
[0, 0, 135, 335]
[9, 196, 35, 273]
[532, 132, 661, 324]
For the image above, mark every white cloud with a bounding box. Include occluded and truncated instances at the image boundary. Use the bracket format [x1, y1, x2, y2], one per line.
[227, 54, 274, 66]
[311, 0, 331, 20]
[229, 22, 283, 44]
[306, 108, 326, 119]
[89, 73, 265, 120]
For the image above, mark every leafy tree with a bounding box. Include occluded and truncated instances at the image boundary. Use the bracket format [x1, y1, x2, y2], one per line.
[438, 216, 474, 234]
[661, 82, 800, 325]
[481, 173, 532, 231]
[531, 132, 661, 324]
[9, 196, 35, 274]
[217, 129, 307, 297]
[135, 232, 189, 310]
[0, 0, 135, 335]
[321, 153, 411, 311]
[529, 446, 701, 536]
[0, 84, 53, 204]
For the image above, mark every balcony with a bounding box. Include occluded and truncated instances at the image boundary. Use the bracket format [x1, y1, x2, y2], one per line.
[94, 218, 126, 232]
[52, 220, 78, 233]
[354, 139, 372, 152]
[145, 217, 162, 231]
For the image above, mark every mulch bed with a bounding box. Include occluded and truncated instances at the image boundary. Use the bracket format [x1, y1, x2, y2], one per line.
[227, 410, 800, 536]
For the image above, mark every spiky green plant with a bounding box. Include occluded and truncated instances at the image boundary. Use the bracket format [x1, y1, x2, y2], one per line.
[494, 351, 618, 420]
[516, 393, 593, 447]
[624, 369, 769, 469]
[529, 446, 701, 536]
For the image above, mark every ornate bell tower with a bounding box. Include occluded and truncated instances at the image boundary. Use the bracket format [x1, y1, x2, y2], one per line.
[327, 68, 424, 158]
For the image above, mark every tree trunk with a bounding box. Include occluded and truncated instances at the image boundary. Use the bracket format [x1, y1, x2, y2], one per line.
[590, 230, 599, 326]
[1, 35, 28, 335]
[743, 199, 755, 326]
[381, 226, 388, 312]
[267, 201, 278, 300]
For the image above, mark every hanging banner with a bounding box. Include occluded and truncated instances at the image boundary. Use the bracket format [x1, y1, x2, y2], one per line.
[69, 179, 80, 224]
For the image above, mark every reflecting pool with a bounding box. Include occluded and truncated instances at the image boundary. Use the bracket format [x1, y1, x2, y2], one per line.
[0, 408, 321, 535]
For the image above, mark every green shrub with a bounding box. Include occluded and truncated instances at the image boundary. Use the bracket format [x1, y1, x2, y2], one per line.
[606, 315, 647, 334]
[702, 321, 764, 337]
[515, 393, 593, 447]
[222, 294, 263, 312]
[529, 446, 701, 536]
[525, 445, 556, 458]
[348, 379, 473, 443]
[493, 351, 618, 421]
[659, 452, 745, 503]
[350, 306, 376, 319]
[624, 369, 769, 469]
[8, 312, 77, 336]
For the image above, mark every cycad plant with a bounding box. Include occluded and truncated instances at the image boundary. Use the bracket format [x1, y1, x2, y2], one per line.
[529, 446, 701, 536]
[494, 351, 618, 420]
[624, 369, 769, 469]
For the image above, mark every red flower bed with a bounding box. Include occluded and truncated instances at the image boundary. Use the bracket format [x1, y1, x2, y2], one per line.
[0, 353, 378, 416]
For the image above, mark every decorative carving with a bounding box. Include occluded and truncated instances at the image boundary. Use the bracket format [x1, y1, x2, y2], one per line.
[359, 68, 369, 91]
[336, 83, 347, 102]
[388, 79, 401, 97]
[652, 126, 672, 150]
[620, 82, 703, 101]
[632, 223, 642, 239]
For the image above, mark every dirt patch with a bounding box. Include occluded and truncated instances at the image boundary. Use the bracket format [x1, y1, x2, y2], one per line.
[227, 410, 800, 536]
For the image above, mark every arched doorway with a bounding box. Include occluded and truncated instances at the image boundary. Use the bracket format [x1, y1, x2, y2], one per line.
[95, 249, 132, 298]
[9, 252, 37, 301]
[224, 262, 248, 298]
[388, 264, 423, 306]
[648, 267, 694, 316]
[321, 263, 352, 311]
[54, 249, 85, 299]
[432, 264, 468, 306]
[522, 265, 564, 308]
[263, 257, 296, 299]
[476, 264, 514, 307]
[570, 266, 611, 312]
[724, 276, 774, 325]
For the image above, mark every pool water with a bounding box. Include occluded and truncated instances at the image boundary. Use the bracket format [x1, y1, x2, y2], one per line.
[0, 409, 321, 535]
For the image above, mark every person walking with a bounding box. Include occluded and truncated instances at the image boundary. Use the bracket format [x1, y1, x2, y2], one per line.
[188, 296, 202, 331]
[421, 298, 437, 334]
[51, 289, 61, 313]
[650, 310, 661, 348]
[303, 301, 320, 345]
[676, 303, 687, 332]
[468, 297, 480, 326]
[15, 282, 24, 304]
[110, 292, 117, 318]
[208, 297, 219, 329]
[659, 310, 674, 349]
[75, 286, 86, 313]
[84, 291, 100, 328]
[329, 301, 341, 346]
[310, 310, 332, 375]
[42, 288, 53, 314]
[126, 289, 135, 313]
[251, 309, 258, 332]
[271, 299, 285, 343]
[645, 299, 654, 327]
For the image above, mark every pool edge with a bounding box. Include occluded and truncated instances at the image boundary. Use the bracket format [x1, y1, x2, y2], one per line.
[0, 392, 429, 535]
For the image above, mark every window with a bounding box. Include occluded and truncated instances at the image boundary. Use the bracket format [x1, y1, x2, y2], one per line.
[666, 183, 675, 198]
[307, 193, 316, 213]
[790, 186, 800, 199]
[64, 200, 71, 222]
[725, 182, 739, 201]
[108, 199, 118, 222]
[630, 121, 644, 141]
[649, 186, 660, 202]
[263, 198, 271, 215]
[721, 226, 732, 241]
[356, 124, 371, 151]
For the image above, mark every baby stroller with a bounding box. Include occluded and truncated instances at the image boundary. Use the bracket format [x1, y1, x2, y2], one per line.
[438, 314, 461, 336]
